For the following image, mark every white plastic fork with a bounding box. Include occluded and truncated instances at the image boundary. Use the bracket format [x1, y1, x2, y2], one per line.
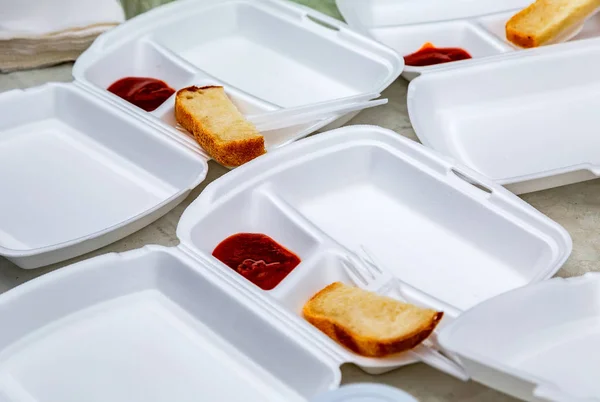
[340, 246, 469, 381]
[245, 92, 386, 132]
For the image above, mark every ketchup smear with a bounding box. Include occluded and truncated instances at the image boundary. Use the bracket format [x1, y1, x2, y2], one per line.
[107, 77, 175, 112]
[212, 233, 301, 291]
[404, 42, 472, 67]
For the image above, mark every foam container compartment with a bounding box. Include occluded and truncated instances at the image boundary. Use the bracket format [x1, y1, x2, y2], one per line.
[0, 126, 571, 401]
[407, 40, 600, 194]
[0, 0, 402, 269]
[336, 0, 600, 80]
[73, 0, 403, 145]
[439, 273, 600, 402]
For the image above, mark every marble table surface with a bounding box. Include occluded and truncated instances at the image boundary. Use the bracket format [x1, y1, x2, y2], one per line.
[1, 63, 597, 402]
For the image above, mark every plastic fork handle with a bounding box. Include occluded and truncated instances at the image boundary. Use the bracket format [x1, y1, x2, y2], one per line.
[534, 384, 599, 402]
[254, 99, 387, 132]
[394, 282, 461, 318]
[409, 345, 469, 381]
[246, 91, 380, 124]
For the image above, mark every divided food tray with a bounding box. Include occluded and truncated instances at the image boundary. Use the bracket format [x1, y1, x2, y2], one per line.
[0, 0, 402, 269]
[72, 0, 403, 151]
[0, 126, 571, 401]
[336, 0, 600, 80]
[407, 40, 600, 195]
[439, 273, 600, 402]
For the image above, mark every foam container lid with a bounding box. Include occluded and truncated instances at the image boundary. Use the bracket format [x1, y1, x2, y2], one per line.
[0, 125, 572, 401]
[439, 273, 600, 402]
[407, 39, 600, 194]
[336, 0, 600, 80]
[0, 0, 402, 269]
[0, 83, 208, 269]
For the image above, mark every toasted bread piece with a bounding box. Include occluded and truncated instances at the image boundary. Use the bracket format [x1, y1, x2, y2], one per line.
[175, 86, 266, 167]
[506, 0, 600, 48]
[303, 282, 443, 357]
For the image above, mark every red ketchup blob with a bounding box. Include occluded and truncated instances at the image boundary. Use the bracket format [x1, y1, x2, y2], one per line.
[404, 42, 472, 67]
[107, 77, 175, 112]
[212, 233, 301, 291]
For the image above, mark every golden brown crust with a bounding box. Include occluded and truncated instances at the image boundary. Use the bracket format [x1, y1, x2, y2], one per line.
[506, 10, 538, 48]
[302, 282, 443, 358]
[189, 85, 224, 91]
[174, 86, 266, 167]
[506, 25, 537, 48]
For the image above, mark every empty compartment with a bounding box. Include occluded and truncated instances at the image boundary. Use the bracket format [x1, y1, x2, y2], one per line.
[409, 43, 600, 185]
[0, 84, 206, 252]
[0, 247, 338, 401]
[369, 21, 508, 65]
[82, 40, 196, 111]
[151, 1, 391, 107]
[186, 189, 323, 291]
[440, 275, 600, 401]
[267, 143, 555, 310]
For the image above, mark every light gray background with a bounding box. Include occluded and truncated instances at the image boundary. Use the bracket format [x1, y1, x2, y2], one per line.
[1, 63, 595, 401]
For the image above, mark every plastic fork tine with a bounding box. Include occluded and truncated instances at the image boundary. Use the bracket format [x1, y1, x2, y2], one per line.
[350, 252, 379, 282]
[359, 245, 385, 275]
[356, 254, 381, 280]
[340, 258, 368, 287]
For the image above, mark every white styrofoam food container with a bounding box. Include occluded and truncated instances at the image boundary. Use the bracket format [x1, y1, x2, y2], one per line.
[0, 0, 402, 269]
[439, 273, 600, 402]
[336, 0, 600, 80]
[0, 126, 572, 401]
[72, 0, 403, 151]
[407, 40, 600, 195]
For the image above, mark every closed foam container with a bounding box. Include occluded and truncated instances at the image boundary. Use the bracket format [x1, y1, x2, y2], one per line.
[0, 0, 402, 269]
[0, 126, 572, 401]
[439, 273, 600, 402]
[407, 39, 600, 194]
[336, 0, 600, 80]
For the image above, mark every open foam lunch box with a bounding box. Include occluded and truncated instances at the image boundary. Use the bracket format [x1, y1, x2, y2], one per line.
[0, 0, 402, 269]
[336, 0, 600, 80]
[0, 126, 572, 401]
[407, 39, 600, 195]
